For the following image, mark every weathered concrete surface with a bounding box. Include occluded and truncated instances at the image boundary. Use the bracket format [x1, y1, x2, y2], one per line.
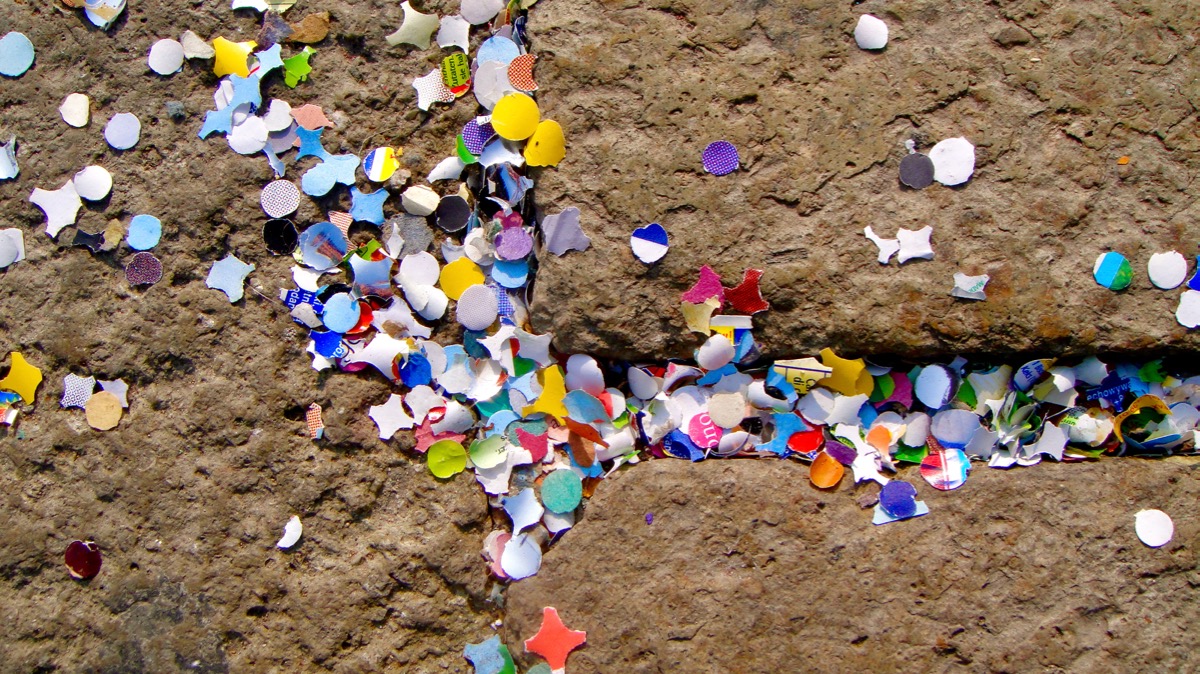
[506, 457, 1200, 673]
[529, 0, 1200, 361]
[0, 1, 498, 671]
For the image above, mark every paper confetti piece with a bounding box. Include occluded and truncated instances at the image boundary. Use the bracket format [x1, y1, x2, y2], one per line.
[64, 541, 102, 580]
[148, 39, 185, 75]
[896, 226, 934, 263]
[725, 268, 769, 314]
[702, 141, 739, 176]
[541, 207, 591, 256]
[0, 352, 42, 404]
[427, 439, 467, 478]
[1147, 251, 1186, 290]
[681, 265, 724, 304]
[899, 152, 934, 189]
[59, 93, 90, 127]
[523, 120, 565, 167]
[260, 179, 300, 218]
[276, 516, 302, 549]
[413, 68, 456, 111]
[1135, 509, 1173, 548]
[630, 223, 669, 263]
[212, 37, 255, 77]
[104, 112, 141, 150]
[0, 228, 25, 269]
[507, 53, 538, 91]
[305, 402, 324, 439]
[524, 607, 586, 671]
[385, 1, 440, 49]
[0, 32, 35, 78]
[29, 180, 82, 239]
[854, 14, 888, 50]
[206, 255, 255, 302]
[1093, 251, 1132, 291]
[951, 272, 989, 300]
[929, 137, 975, 186]
[125, 252, 163, 286]
[61, 374, 96, 409]
[85, 391, 123, 431]
[492, 93, 540, 141]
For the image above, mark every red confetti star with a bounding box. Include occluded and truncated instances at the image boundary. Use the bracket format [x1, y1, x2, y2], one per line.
[524, 606, 586, 671]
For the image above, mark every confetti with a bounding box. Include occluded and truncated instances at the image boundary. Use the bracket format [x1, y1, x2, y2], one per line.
[125, 252, 164, 286]
[206, 255, 255, 302]
[702, 140, 739, 176]
[853, 14, 889, 50]
[0, 32, 35, 78]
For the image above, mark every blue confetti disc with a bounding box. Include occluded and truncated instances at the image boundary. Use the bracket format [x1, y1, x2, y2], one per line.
[321, 293, 360, 333]
[0, 33, 35, 78]
[702, 140, 739, 176]
[126, 215, 162, 250]
[879, 481, 918, 519]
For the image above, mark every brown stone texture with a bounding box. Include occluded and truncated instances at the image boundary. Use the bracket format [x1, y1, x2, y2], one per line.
[506, 457, 1200, 673]
[528, 0, 1200, 361]
[0, 0, 496, 671]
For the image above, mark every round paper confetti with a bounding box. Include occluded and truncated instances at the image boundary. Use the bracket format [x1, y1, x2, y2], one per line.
[929, 137, 975, 186]
[59, 93, 90, 127]
[260, 179, 300, 218]
[707, 391, 746, 429]
[435, 195, 471, 232]
[492, 259, 528, 288]
[687, 413, 721, 449]
[263, 219, 299, 255]
[298, 221, 349, 270]
[630, 223, 669, 264]
[456, 283, 499, 331]
[898, 153, 935, 189]
[72, 165, 112, 201]
[427, 439, 467, 478]
[491, 92, 540, 141]
[920, 447, 969, 491]
[809, 451, 844, 489]
[702, 141, 739, 176]
[1147, 251, 1187, 290]
[440, 257, 485, 300]
[364, 147, 401, 182]
[524, 120, 566, 167]
[64, 540, 102, 580]
[1134, 509, 1173, 548]
[914, 364, 957, 410]
[541, 469, 583, 514]
[1176, 290, 1200, 329]
[853, 14, 889, 50]
[322, 293, 361, 333]
[104, 113, 141, 150]
[125, 252, 163, 285]
[1093, 251, 1132, 290]
[85, 390, 123, 430]
[147, 38, 185, 75]
[494, 227, 533, 261]
[0, 32, 35, 78]
[879, 481, 918, 519]
[126, 214, 162, 250]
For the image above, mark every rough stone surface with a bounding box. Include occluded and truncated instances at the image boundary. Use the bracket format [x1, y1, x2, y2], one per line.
[0, 1, 496, 671]
[506, 458, 1200, 673]
[529, 0, 1200, 361]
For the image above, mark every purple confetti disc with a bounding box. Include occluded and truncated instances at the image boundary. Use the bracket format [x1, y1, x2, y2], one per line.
[879, 481, 919, 519]
[702, 140, 739, 176]
[462, 119, 496, 156]
[494, 227, 533, 261]
[125, 252, 163, 286]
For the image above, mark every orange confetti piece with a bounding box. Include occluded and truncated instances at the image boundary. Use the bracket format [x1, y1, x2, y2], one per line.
[524, 607, 586, 671]
[1117, 156, 1130, 165]
[809, 450, 844, 489]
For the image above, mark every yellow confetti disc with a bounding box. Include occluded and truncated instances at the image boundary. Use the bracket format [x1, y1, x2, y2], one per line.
[85, 391, 123, 431]
[439, 257, 485, 301]
[491, 92, 540, 141]
[523, 119, 566, 167]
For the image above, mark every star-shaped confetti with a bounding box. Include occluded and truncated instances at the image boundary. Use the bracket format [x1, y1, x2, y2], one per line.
[524, 607, 586, 672]
[346, 332, 409, 380]
[206, 255, 256, 303]
[295, 126, 330, 160]
[385, 1, 440, 49]
[254, 43, 284, 76]
[413, 69, 456, 111]
[515, 328, 553, 367]
[212, 37, 256, 78]
[291, 103, 334, 130]
[98, 379, 129, 408]
[725, 268, 769, 314]
[369, 394, 415, 440]
[302, 153, 360, 196]
[349, 186, 388, 225]
[29, 180, 82, 238]
[0, 352, 43, 404]
[60, 373, 96, 409]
